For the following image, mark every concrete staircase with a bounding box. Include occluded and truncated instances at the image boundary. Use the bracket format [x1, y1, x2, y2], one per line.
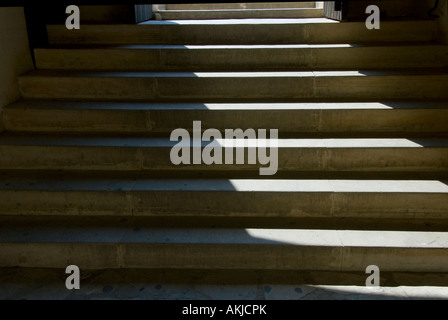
[1, 4, 448, 288]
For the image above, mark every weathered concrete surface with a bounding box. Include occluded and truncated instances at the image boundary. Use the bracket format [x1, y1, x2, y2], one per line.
[18, 70, 448, 101]
[0, 135, 447, 172]
[165, 2, 317, 10]
[34, 44, 448, 71]
[46, 19, 437, 45]
[0, 179, 447, 222]
[4, 101, 448, 134]
[2, 6, 448, 289]
[0, 7, 33, 133]
[155, 8, 323, 20]
[1, 267, 448, 300]
[1, 227, 448, 271]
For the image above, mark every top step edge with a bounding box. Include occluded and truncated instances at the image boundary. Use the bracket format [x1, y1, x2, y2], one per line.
[6, 100, 448, 111]
[19, 68, 448, 78]
[164, 2, 318, 10]
[155, 8, 323, 13]
[0, 178, 447, 194]
[46, 18, 436, 27]
[35, 42, 447, 50]
[1, 226, 448, 247]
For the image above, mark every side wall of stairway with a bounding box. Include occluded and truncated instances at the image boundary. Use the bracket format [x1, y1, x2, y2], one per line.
[346, 0, 438, 19]
[79, 6, 131, 23]
[438, 0, 448, 43]
[0, 7, 34, 133]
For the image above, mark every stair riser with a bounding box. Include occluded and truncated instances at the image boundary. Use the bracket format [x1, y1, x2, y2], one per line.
[1, 243, 447, 272]
[34, 46, 448, 71]
[19, 75, 448, 101]
[0, 190, 446, 219]
[5, 108, 448, 134]
[46, 21, 436, 45]
[0, 145, 446, 172]
[156, 8, 323, 20]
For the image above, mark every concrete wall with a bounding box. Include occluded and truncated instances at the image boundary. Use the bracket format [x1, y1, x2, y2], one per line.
[78, 5, 154, 23]
[0, 7, 34, 132]
[78, 5, 132, 23]
[346, 0, 436, 20]
[436, 0, 448, 43]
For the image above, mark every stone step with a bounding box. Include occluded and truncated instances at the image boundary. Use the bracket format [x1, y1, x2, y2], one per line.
[18, 70, 448, 101]
[165, 3, 317, 10]
[0, 134, 446, 172]
[1, 224, 447, 272]
[34, 44, 448, 71]
[2, 266, 448, 297]
[0, 178, 447, 225]
[1, 176, 448, 236]
[4, 100, 448, 134]
[46, 19, 437, 45]
[155, 8, 323, 20]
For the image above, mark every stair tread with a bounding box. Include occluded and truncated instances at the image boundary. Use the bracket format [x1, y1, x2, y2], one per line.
[142, 18, 337, 25]
[155, 8, 322, 13]
[45, 18, 435, 27]
[37, 42, 447, 49]
[0, 268, 447, 298]
[22, 69, 448, 78]
[20, 69, 448, 101]
[0, 178, 447, 193]
[5, 101, 447, 135]
[7, 100, 448, 111]
[139, 18, 433, 25]
[165, 2, 317, 10]
[47, 18, 341, 28]
[0, 226, 447, 247]
[33, 43, 448, 72]
[154, 8, 324, 20]
[46, 19, 437, 46]
[0, 134, 447, 148]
